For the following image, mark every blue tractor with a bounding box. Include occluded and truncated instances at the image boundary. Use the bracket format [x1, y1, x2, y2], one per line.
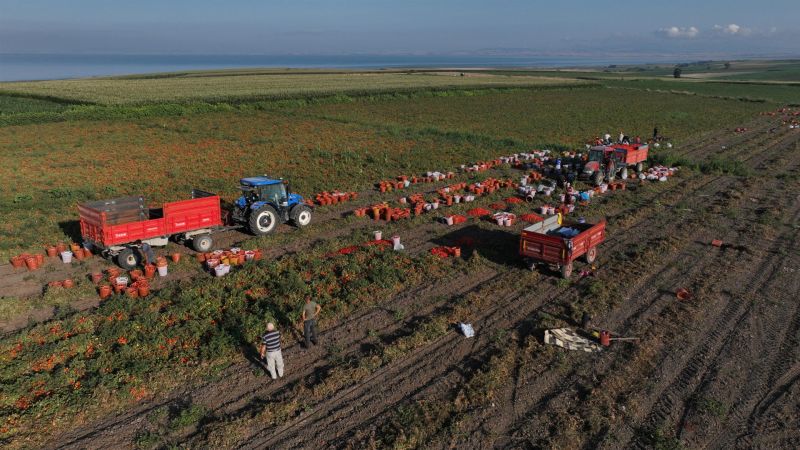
[232, 176, 313, 235]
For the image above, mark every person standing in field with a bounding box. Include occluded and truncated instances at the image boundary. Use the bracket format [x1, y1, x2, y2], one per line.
[260, 322, 284, 379]
[653, 125, 659, 140]
[138, 241, 156, 266]
[301, 297, 322, 348]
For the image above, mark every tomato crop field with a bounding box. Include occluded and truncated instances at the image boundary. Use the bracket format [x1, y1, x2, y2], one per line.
[1, 68, 800, 449]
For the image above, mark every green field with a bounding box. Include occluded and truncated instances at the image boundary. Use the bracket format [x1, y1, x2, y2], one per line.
[0, 72, 584, 105]
[296, 87, 768, 146]
[0, 95, 70, 115]
[603, 79, 800, 104]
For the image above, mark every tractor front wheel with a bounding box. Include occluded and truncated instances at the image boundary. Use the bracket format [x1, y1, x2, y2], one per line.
[593, 171, 603, 186]
[636, 162, 644, 173]
[621, 167, 629, 180]
[290, 205, 312, 227]
[249, 205, 279, 235]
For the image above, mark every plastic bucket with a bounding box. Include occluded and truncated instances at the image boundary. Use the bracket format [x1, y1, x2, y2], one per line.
[61, 251, 73, 263]
[446, 216, 454, 226]
[374, 230, 382, 241]
[115, 276, 129, 287]
[157, 265, 168, 277]
[215, 265, 226, 277]
[392, 235, 401, 246]
[600, 330, 611, 346]
[503, 218, 512, 227]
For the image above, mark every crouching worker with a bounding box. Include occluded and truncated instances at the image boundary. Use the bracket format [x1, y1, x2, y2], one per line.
[260, 322, 284, 379]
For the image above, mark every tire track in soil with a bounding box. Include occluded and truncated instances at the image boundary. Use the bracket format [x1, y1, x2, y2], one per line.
[598, 156, 800, 447]
[740, 364, 800, 449]
[627, 206, 800, 450]
[694, 225, 800, 449]
[250, 165, 751, 448]
[447, 129, 800, 448]
[595, 134, 800, 449]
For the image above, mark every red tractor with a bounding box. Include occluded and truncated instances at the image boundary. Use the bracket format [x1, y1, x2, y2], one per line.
[582, 143, 648, 185]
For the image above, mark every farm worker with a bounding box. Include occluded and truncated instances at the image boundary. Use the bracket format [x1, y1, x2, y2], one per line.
[581, 312, 592, 330]
[139, 241, 156, 265]
[634, 136, 641, 144]
[301, 297, 322, 348]
[603, 133, 611, 144]
[260, 322, 284, 379]
[618, 131, 624, 143]
[653, 126, 659, 140]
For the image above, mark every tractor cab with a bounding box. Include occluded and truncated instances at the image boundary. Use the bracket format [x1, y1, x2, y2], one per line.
[238, 177, 289, 207]
[233, 176, 312, 236]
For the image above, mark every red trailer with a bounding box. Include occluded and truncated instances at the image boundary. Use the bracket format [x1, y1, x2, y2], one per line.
[519, 215, 606, 278]
[79, 189, 224, 268]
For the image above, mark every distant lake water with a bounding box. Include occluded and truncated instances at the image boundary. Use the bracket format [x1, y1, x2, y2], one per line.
[0, 53, 685, 82]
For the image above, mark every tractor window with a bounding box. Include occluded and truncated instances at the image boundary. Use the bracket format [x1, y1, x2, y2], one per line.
[588, 151, 604, 162]
[260, 184, 287, 204]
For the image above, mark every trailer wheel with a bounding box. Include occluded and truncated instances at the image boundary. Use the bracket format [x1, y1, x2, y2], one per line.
[249, 205, 279, 235]
[192, 234, 213, 252]
[560, 262, 573, 279]
[585, 247, 597, 264]
[116, 248, 140, 270]
[636, 162, 644, 173]
[290, 205, 312, 227]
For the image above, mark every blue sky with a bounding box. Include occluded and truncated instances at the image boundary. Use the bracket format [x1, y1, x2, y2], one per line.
[1, 0, 798, 56]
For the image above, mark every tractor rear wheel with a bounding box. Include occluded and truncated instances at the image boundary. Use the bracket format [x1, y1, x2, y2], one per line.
[249, 205, 279, 235]
[290, 205, 312, 227]
[117, 248, 140, 270]
[192, 234, 213, 252]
